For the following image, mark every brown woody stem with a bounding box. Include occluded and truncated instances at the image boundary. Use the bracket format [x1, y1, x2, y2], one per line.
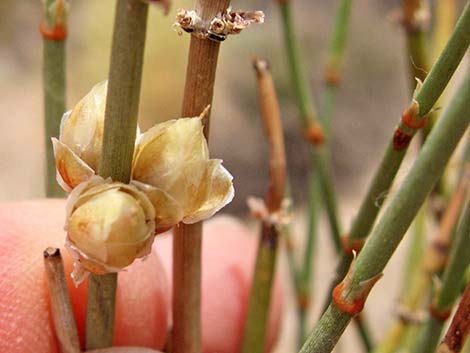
[43, 247, 81, 353]
[437, 283, 470, 353]
[172, 1, 230, 352]
[241, 58, 287, 353]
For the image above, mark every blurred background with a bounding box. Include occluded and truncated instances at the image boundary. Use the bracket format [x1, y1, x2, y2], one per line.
[0, 0, 468, 352]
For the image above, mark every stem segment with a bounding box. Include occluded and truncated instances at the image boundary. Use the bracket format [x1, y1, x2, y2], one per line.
[241, 58, 286, 353]
[86, 0, 149, 349]
[373, 173, 470, 353]
[299, 71, 470, 353]
[42, 0, 68, 198]
[278, 0, 342, 252]
[437, 282, 470, 353]
[44, 247, 81, 353]
[172, 1, 230, 352]
[329, 0, 470, 301]
[411, 195, 470, 353]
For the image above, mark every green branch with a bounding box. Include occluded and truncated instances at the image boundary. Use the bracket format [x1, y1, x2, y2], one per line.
[299, 71, 470, 353]
[42, 0, 69, 198]
[410, 196, 470, 353]
[278, 0, 342, 253]
[86, 0, 149, 349]
[329, 0, 470, 299]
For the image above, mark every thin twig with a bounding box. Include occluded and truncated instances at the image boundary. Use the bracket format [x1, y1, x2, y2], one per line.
[241, 58, 286, 353]
[410, 194, 470, 353]
[299, 70, 470, 353]
[44, 247, 81, 353]
[86, 0, 149, 349]
[172, 1, 230, 352]
[373, 172, 470, 353]
[433, 0, 457, 59]
[437, 282, 470, 353]
[277, 0, 342, 254]
[41, 0, 68, 198]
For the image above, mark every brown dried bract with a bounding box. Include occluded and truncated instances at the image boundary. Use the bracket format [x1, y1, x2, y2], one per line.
[174, 8, 264, 42]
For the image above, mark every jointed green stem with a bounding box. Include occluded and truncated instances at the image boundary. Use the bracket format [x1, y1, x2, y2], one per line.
[320, 0, 353, 135]
[86, 0, 149, 349]
[330, 0, 470, 296]
[300, 72, 470, 353]
[42, 0, 68, 198]
[278, 1, 342, 252]
[411, 196, 470, 353]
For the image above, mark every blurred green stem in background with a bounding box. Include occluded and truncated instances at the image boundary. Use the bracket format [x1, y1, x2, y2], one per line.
[41, 0, 69, 198]
[299, 69, 470, 353]
[278, 0, 342, 254]
[277, 0, 376, 349]
[410, 194, 470, 353]
[86, 0, 149, 349]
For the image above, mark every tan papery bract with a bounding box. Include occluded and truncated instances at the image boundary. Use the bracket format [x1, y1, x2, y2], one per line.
[65, 177, 156, 285]
[53, 83, 234, 280]
[132, 118, 234, 225]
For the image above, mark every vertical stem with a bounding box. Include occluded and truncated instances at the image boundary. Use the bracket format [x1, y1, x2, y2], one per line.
[437, 282, 470, 353]
[321, 0, 352, 135]
[411, 196, 470, 353]
[44, 247, 81, 353]
[434, 0, 457, 59]
[41, 0, 68, 198]
[86, 0, 149, 349]
[241, 58, 286, 353]
[278, 0, 342, 252]
[172, 1, 230, 352]
[300, 72, 470, 353]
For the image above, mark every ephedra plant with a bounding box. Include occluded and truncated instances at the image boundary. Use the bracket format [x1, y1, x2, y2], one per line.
[23, 0, 470, 352]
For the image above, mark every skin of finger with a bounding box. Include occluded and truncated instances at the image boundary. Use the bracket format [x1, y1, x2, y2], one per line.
[88, 348, 163, 353]
[0, 200, 169, 353]
[155, 215, 284, 353]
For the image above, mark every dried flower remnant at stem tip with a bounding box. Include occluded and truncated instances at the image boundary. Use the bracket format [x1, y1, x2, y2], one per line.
[174, 8, 265, 42]
[40, 0, 70, 41]
[332, 254, 383, 316]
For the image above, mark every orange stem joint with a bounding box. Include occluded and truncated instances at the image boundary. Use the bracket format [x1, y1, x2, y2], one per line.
[332, 261, 383, 316]
[304, 122, 326, 146]
[40, 0, 68, 41]
[393, 100, 428, 151]
[341, 235, 365, 256]
[40, 22, 67, 41]
[429, 303, 452, 322]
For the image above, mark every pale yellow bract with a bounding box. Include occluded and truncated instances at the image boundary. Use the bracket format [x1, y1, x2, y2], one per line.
[53, 81, 234, 283]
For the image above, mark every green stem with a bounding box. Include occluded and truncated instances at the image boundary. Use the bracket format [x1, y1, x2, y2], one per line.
[329, 0, 470, 297]
[241, 221, 280, 353]
[242, 58, 286, 353]
[411, 196, 470, 353]
[42, 0, 68, 198]
[371, 205, 428, 353]
[86, 0, 149, 349]
[278, 0, 342, 252]
[297, 172, 320, 347]
[320, 0, 353, 136]
[299, 72, 470, 353]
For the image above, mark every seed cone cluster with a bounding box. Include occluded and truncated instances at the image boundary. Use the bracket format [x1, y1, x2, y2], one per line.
[53, 81, 234, 283]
